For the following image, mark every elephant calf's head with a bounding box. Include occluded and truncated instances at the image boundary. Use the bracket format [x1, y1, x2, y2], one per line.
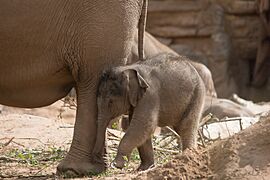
[97, 68, 148, 120]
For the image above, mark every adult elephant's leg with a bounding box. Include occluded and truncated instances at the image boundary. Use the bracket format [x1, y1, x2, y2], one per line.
[56, 0, 143, 175]
[57, 77, 105, 176]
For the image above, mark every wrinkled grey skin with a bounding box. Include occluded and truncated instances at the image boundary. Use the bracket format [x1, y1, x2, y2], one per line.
[0, 0, 147, 176]
[93, 53, 205, 170]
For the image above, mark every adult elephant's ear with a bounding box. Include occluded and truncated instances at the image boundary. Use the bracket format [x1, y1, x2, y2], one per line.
[124, 69, 149, 107]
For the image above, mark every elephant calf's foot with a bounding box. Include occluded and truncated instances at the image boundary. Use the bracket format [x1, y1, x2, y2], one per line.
[111, 154, 128, 169]
[137, 161, 155, 171]
[57, 158, 105, 178]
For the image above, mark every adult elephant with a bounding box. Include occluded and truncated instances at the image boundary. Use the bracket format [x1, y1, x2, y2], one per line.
[0, 0, 147, 176]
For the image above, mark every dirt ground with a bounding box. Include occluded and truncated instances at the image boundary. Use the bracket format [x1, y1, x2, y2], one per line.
[0, 100, 270, 179]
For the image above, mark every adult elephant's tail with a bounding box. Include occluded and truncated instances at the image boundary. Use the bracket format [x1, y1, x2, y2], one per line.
[138, 0, 148, 61]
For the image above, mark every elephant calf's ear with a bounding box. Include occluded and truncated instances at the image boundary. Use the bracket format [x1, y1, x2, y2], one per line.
[126, 69, 149, 107]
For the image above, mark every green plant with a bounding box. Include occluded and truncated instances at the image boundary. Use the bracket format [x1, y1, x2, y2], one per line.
[4, 146, 67, 166]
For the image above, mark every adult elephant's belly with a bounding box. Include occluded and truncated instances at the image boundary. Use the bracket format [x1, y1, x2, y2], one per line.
[0, 61, 74, 108]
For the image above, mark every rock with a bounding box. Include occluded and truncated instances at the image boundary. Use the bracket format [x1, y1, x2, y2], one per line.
[148, 0, 208, 13]
[226, 15, 260, 38]
[232, 38, 258, 60]
[146, 0, 268, 100]
[197, 3, 226, 35]
[217, 0, 257, 14]
[148, 12, 199, 28]
[149, 26, 197, 38]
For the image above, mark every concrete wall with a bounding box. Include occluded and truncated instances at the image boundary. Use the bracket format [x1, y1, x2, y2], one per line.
[147, 0, 269, 101]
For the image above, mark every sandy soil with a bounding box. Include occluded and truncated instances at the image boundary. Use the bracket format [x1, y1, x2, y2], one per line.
[0, 100, 76, 125]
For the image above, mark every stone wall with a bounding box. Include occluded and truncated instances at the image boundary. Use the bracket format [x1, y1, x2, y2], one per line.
[147, 0, 269, 101]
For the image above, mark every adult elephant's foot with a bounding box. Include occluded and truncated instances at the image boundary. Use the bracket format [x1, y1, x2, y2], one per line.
[57, 158, 105, 177]
[56, 146, 106, 177]
[57, 159, 105, 177]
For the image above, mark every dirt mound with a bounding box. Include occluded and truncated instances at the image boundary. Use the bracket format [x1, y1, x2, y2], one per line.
[135, 113, 270, 180]
[209, 113, 270, 179]
[136, 149, 211, 180]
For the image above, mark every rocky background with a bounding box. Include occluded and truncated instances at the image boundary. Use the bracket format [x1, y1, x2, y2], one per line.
[147, 0, 269, 101]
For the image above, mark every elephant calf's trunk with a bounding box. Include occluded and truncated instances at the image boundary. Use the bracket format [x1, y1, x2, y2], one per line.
[92, 117, 110, 164]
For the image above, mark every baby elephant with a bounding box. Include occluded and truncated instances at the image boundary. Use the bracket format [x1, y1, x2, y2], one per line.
[92, 53, 205, 171]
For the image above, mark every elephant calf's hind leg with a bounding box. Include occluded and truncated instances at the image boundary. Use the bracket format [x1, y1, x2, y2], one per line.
[174, 98, 204, 150]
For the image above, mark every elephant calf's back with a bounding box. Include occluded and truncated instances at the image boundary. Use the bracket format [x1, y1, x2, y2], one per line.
[144, 55, 204, 127]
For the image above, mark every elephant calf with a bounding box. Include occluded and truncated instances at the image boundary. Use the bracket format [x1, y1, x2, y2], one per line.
[92, 53, 205, 170]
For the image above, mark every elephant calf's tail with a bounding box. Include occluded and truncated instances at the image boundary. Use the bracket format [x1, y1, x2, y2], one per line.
[138, 0, 148, 61]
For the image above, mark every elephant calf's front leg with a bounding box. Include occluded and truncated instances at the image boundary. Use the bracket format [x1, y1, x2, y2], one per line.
[137, 138, 154, 170]
[120, 116, 154, 170]
[112, 113, 157, 169]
